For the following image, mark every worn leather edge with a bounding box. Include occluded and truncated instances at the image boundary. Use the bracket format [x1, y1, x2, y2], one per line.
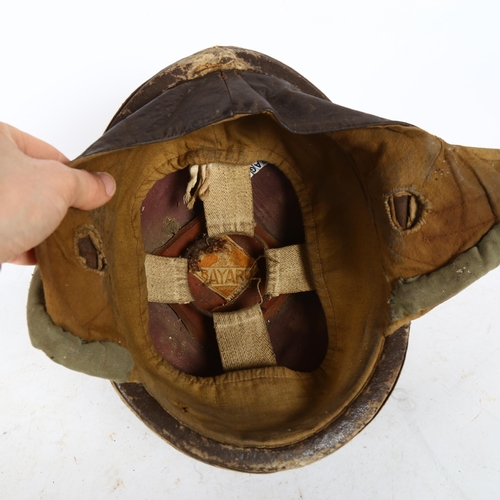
[107, 46, 331, 128]
[78, 46, 410, 158]
[82, 70, 409, 158]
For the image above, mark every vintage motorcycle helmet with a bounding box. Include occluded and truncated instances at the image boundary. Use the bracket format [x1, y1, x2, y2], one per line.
[28, 47, 500, 472]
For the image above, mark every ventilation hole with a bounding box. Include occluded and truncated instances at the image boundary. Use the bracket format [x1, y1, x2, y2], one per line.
[75, 225, 107, 272]
[387, 191, 423, 232]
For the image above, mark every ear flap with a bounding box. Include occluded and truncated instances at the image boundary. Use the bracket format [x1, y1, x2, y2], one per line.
[27, 269, 134, 382]
[391, 222, 500, 321]
[389, 145, 500, 323]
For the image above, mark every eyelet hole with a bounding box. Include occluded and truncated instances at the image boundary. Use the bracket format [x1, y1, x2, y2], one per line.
[387, 191, 424, 232]
[75, 225, 107, 272]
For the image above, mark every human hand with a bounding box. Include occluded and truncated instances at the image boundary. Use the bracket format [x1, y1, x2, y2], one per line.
[0, 123, 115, 265]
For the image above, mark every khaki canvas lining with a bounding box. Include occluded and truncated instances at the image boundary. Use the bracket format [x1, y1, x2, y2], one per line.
[36, 115, 500, 448]
[36, 115, 391, 447]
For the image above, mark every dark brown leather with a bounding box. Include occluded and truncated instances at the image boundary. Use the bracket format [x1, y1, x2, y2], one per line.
[83, 56, 408, 157]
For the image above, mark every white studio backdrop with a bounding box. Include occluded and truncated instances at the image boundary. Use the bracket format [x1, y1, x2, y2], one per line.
[1, 1, 500, 498]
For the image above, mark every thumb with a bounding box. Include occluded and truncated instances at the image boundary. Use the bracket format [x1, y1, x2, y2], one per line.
[69, 170, 116, 210]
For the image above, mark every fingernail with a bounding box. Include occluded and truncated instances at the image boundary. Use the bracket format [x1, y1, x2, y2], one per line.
[96, 172, 116, 197]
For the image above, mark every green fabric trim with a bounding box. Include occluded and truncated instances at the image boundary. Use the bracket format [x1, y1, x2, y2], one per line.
[26, 269, 134, 382]
[391, 223, 500, 321]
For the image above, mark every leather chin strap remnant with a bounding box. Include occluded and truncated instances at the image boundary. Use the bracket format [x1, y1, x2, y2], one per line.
[145, 162, 315, 371]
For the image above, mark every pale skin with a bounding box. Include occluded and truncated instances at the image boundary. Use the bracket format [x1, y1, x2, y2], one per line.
[0, 122, 115, 265]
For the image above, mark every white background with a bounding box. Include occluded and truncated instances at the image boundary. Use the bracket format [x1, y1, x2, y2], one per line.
[1, 1, 500, 498]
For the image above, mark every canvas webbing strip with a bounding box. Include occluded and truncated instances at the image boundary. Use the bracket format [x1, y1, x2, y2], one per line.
[145, 254, 194, 304]
[265, 244, 315, 297]
[213, 304, 277, 371]
[27, 269, 134, 383]
[203, 163, 255, 237]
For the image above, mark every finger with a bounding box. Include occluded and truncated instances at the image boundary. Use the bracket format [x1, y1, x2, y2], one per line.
[67, 169, 116, 211]
[7, 249, 37, 266]
[0, 122, 69, 163]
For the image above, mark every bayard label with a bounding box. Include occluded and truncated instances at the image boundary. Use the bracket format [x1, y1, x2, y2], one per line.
[191, 236, 257, 301]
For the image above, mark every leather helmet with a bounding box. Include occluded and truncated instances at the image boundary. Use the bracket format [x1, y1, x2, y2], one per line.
[28, 47, 500, 472]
